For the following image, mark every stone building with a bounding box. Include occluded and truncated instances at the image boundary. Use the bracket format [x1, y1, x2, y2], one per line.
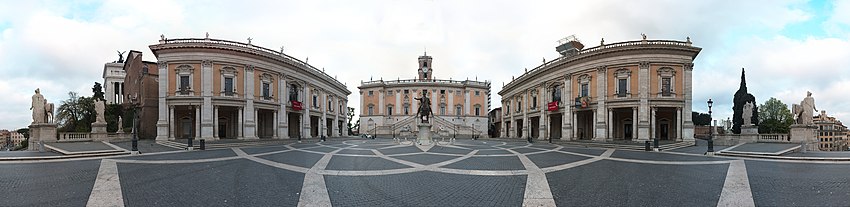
[813, 110, 848, 151]
[358, 53, 490, 138]
[103, 62, 126, 104]
[488, 107, 502, 138]
[498, 36, 701, 142]
[149, 36, 350, 140]
[0, 130, 25, 148]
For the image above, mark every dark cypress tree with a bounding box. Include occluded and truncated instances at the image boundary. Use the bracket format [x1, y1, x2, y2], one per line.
[732, 68, 758, 134]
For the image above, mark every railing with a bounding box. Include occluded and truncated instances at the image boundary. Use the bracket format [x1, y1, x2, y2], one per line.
[758, 134, 791, 143]
[158, 38, 346, 89]
[58, 132, 92, 142]
[505, 39, 695, 89]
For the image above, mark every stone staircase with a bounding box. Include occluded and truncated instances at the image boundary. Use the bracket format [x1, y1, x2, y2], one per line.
[156, 139, 300, 150]
[555, 140, 695, 151]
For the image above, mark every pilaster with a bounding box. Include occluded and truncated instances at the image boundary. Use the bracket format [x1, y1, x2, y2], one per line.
[156, 61, 169, 140]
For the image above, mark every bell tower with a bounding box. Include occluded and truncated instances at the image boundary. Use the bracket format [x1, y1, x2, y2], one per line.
[417, 52, 433, 80]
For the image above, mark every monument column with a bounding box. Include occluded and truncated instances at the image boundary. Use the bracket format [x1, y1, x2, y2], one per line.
[156, 61, 169, 140]
[637, 61, 651, 141]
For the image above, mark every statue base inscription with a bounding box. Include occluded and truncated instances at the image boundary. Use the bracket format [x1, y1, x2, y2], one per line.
[28, 123, 57, 151]
[416, 123, 433, 145]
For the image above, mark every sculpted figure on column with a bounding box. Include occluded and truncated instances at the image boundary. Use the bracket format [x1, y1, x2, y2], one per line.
[30, 88, 45, 124]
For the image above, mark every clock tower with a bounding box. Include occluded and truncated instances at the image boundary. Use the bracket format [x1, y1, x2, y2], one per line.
[417, 52, 433, 80]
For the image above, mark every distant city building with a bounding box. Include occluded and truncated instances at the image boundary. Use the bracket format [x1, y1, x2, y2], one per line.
[103, 62, 126, 104]
[499, 36, 700, 141]
[358, 53, 491, 137]
[147, 36, 350, 140]
[813, 110, 848, 151]
[0, 130, 25, 148]
[488, 107, 502, 138]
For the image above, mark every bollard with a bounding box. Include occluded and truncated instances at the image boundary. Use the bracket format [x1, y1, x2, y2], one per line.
[199, 139, 205, 150]
[131, 139, 138, 151]
[653, 138, 659, 149]
[645, 141, 651, 151]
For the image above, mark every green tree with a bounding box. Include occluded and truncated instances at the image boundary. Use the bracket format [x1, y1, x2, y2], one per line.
[55, 92, 95, 132]
[15, 128, 29, 150]
[758, 97, 794, 134]
[347, 107, 359, 135]
[105, 103, 123, 132]
[692, 112, 712, 126]
[732, 68, 758, 134]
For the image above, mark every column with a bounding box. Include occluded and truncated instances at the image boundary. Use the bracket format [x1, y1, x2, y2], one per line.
[594, 66, 607, 141]
[523, 90, 529, 139]
[637, 61, 651, 141]
[573, 113, 578, 139]
[303, 84, 311, 138]
[378, 89, 384, 115]
[279, 75, 288, 139]
[195, 105, 201, 139]
[155, 61, 169, 140]
[213, 106, 219, 139]
[651, 107, 656, 140]
[168, 106, 175, 140]
[321, 91, 328, 138]
[608, 109, 613, 141]
[564, 74, 573, 140]
[273, 110, 279, 139]
[255, 109, 259, 138]
[592, 109, 597, 140]
[395, 90, 401, 115]
[676, 107, 682, 141]
[200, 60, 214, 140]
[539, 85, 548, 140]
[632, 107, 638, 141]
[243, 65, 256, 139]
[237, 107, 243, 139]
[682, 63, 696, 141]
[465, 89, 471, 115]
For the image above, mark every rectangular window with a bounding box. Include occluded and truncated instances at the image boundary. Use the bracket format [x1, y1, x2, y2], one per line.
[618, 79, 628, 97]
[388, 91, 393, 96]
[475, 91, 480, 96]
[313, 95, 318, 107]
[387, 106, 393, 116]
[475, 107, 480, 116]
[581, 84, 588, 97]
[532, 97, 537, 108]
[440, 89, 445, 94]
[180, 75, 190, 93]
[662, 77, 671, 96]
[404, 89, 409, 94]
[262, 82, 270, 99]
[456, 106, 462, 116]
[440, 105, 446, 115]
[224, 77, 234, 96]
[404, 106, 409, 115]
[368, 106, 373, 115]
[368, 91, 373, 96]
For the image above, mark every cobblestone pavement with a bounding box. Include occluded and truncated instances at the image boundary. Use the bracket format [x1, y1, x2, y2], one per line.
[3, 138, 850, 206]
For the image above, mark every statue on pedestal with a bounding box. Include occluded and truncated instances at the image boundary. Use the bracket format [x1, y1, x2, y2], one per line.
[742, 102, 754, 126]
[414, 91, 432, 123]
[793, 91, 818, 125]
[30, 89, 45, 124]
[95, 99, 106, 123]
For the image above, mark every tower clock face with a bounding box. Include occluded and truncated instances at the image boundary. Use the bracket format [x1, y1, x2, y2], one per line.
[422, 67, 429, 73]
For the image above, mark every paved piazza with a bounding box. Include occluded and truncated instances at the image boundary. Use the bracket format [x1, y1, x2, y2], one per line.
[4, 138, 850, 206]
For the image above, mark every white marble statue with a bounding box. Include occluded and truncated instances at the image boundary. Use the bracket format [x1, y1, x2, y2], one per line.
[95, 99, 106, 123]
[117, 117, 123, 132]
[794, 91, 818, 125]
[742, 102, 753, 126]
[30, 88, 45, 124]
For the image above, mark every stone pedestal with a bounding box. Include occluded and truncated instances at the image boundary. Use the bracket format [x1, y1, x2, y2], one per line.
[740, 125, 758, 135]
[416, 123, 433, 145]
[91, 122, 108, 141]
[28, 123, 57, 151]
[739, 125, 759, 143]
[790, 124, 818, 151]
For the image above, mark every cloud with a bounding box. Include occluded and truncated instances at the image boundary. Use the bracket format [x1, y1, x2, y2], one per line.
[0, 0, 849, 130]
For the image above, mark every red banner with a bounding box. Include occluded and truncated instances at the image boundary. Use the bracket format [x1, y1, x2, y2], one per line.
[291, 101, 303, 111]
[547, 101, 559, 111]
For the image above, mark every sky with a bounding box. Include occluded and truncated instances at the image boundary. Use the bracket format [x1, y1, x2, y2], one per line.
[1, 0, 850, 130]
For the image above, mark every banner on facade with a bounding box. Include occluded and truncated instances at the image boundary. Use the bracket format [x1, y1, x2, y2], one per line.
[548, 101, 559, 111]
[291, 101, 303, 111]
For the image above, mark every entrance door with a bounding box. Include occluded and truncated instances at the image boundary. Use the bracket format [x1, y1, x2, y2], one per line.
[218, 122, 226, 138]
[549, 114, 562, 139]
[624, 123, 632, 140]
[660, 123, 669, 140]
[181, 118, 192, 139]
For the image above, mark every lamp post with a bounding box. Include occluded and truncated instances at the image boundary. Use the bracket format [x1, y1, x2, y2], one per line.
[707, 99, 714, 154]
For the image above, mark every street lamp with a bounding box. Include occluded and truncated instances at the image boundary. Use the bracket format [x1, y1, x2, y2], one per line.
[707, 99, 714, 154]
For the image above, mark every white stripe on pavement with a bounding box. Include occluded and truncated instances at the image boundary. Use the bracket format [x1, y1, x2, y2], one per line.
[717, 160, 755, 207]
[87, 159, 124, 207]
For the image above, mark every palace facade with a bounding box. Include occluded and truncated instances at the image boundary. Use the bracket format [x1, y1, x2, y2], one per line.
[498, 36, 701, 142]
[358, 54, 490, 138]
[130, 36, 352, 140]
